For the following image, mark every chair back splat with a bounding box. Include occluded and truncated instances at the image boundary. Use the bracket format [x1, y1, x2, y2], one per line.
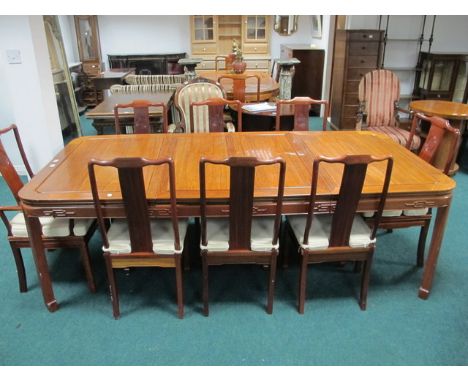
[113, 99, 168, 134]
[275, 97, 330, 131]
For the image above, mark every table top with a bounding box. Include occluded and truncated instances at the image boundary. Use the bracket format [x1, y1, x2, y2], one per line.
[410, 100, 468, 120]
[85, 91, 174, 119]
[93, 68, 135, 79]
[198, 70, 279, 102]
[19, 131, 455, 207]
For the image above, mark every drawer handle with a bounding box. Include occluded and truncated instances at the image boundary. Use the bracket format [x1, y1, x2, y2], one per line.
[360, 60, 365, 64]
[363, 34, 367, 38]
[203, 48, 206, 52]
[361, 46, 366, 50]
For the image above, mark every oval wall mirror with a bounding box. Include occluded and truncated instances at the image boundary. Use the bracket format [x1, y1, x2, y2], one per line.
[274, 15, 299, 36]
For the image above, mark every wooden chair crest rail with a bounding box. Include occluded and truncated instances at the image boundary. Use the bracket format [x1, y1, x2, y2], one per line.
[217, 73, 261, 103]
[357, 69, 421, 151]
[88, 156, 187, 319]
[199, 156, 286, 315]
[190, 97, 243, 133]
[275, 96, 330, 131]
[287, 154, 394, 314]
[364, 113, 460, 267]
[113, 99, 168, 134]
[0, 124, 96, 294]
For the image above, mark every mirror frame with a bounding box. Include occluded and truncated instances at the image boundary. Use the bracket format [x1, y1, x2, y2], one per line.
[273, 15, 299, 36]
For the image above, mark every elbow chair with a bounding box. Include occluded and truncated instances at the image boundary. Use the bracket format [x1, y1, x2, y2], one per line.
[357, 69, 421, 151]
[199, 156, 286, 315]
[286, 154, 393, 313]
[363, 113, 460, 267]
[88, 157, 188, 319]
[0, 124, 96, 294]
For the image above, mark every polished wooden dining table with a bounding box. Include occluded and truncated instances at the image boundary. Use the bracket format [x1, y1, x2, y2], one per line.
[198, 70, 279, 102]
[18, 131, 455, 312]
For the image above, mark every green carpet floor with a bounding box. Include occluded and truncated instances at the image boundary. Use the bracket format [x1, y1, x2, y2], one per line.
[1, 118, 467, 365]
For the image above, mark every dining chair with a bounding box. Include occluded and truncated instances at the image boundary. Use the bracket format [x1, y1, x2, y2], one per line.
[217, 73, 261, 103]
[113, 99, 168, 134]
[275, 97, 330, 131]
[88, 157, 188, 319]
[357, 69, 421, 151]
[214, 54, 236, 71]
[363, 113, 460, 267]
[199, 156, 286, 315]
[286, 154, 393, 313]
[0, 124, 96, 293]
[190, 97, 243, 132]
[170, 77, 227, 133]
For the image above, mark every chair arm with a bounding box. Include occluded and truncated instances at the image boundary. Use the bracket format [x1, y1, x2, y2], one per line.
[168, 123, 185, 133]
[0, 205, 21, 212]
[0, 205, 20, 236]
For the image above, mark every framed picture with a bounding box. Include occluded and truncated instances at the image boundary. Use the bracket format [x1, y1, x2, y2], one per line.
[311, 15, 322, 39]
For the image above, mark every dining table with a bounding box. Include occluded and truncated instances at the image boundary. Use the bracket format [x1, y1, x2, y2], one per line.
[18, 130, 455, 312]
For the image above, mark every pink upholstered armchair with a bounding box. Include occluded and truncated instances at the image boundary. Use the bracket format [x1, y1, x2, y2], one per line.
[357, 69, 421, 151]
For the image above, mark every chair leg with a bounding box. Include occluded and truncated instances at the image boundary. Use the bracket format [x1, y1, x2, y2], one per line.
[266, 251, 278, 314]
[78, 241, 96, 293]
[201, 252, 209, 317]
[417, 221, 430, 267]
[11, 245, 27, 293]
[359, 255, 374, 311]
[104, 255, 120, 319]
[298, 251, 308, 314]
[175, 255, 184, 319]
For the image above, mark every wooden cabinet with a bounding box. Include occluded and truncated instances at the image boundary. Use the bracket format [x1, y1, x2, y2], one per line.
[280, 45, 325, 116]
[413, 52, 468, 103]
[330, 29, 383, 130]
[74, 15, 103, 106]
[190, 15, 271, 72]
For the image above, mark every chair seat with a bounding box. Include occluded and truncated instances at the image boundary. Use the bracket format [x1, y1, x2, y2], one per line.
[200, 217, 278, 252]
[10, 213, 93, 237]
[104, 219, 188, 255]
[362, 208, 429, 218]
[288, 214, 375, 250]
[367, 125, 421, 151]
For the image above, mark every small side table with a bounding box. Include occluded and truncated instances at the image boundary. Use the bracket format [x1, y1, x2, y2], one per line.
[410, 100, 468, 175]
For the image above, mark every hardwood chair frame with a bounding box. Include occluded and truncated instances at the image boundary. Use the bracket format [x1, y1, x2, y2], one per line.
[291, 154, 393, 314]
[0, 124, 96, 293]
[113, 99, 168, 134]
[275, 97, 330, 131]
[88, 157, 185, 319]
[365, 113, 460, 267]
[190, 97, 243, 132]
[199, 156, 286, 315]
[217, 73, 261, 102]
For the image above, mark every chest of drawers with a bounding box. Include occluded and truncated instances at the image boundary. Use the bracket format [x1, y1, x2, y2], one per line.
[330, 30, 383, 130]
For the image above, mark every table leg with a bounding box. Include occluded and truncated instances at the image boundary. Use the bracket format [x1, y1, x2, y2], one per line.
[24, 214, 59, 312]
[418, 200, 452, 299]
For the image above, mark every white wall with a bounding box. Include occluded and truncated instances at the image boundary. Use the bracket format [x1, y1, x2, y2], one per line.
[98, 15, 191, 69]
[58, 15, 79, 65]
[0, 16, 64, 174]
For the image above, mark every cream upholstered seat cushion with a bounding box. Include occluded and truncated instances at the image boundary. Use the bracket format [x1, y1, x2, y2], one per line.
[104, 219, 188, 255]
[362, 208, 429, 218]
[200, 216, 279, 252]
[10, 213, 93, 237]
[288, 214, 375, 250]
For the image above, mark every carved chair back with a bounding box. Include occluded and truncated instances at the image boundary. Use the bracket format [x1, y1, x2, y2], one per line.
[88, 157, 181, 254]
[0, 124, 34, 202]
[199, 156, 286, 251]
[302, 155, 393, 248]
[275, 97, 330, 131]
[217, 73, 261, 102]
[113, 99, 168, 134]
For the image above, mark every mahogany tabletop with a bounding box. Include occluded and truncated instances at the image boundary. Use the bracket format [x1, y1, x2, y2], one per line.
[410, 100, 468, 120]
[85, 91, 174, 119]
[19, 131, 455, 208]
[198, 70, 279, 102]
